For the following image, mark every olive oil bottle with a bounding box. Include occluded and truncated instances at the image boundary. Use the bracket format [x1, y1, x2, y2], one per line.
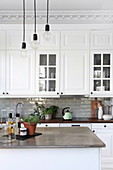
[8, 113, 15, 139]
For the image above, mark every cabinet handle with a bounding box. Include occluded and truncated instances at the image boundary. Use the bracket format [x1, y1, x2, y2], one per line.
[6, 92, 8, 95]
[61, 92, 63, 95]
[104, 125, 107, 128]
[45, 125, 48, 127]
[57, 92, 59, 95]
[71, 125, 80, 127]
[91, 92, 93, 94]
[93, 130, 95, 132]
[2, 92, 5, 95]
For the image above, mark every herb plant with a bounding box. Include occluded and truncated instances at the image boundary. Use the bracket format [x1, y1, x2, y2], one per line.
[43, 105, 59, 115]
[23, 114, 39, 125]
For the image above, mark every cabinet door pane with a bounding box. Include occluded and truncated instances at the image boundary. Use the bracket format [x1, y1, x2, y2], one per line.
[39, 67, 47, 79]
[103, 67, 110, 78]
[48, 80, 56, 91]
[40, 55, 47, 65]
[94, 67, 101, 78]
[94, 80, 101, 91]
[49, 54, 56, 66]
[94, 54, 101, 65]
[103, 80, 110, 91]
[103, 54, 110, 65]
[49, 68, 56, 78]
[39, 80, 47, 91]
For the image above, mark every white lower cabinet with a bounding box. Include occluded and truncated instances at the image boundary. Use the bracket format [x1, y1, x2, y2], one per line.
[92, 123, 113, 169]
[59, 123, 92, 129]
[36, 123, 60, 127]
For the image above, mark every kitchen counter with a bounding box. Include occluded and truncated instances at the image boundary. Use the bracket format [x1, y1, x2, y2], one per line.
[39, 118, 113, 123]
[0, 127, 105, 170]
[0, 127, 105, 149]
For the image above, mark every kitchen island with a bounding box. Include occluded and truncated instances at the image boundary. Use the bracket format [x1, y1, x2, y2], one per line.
[0, 127, 105, 170]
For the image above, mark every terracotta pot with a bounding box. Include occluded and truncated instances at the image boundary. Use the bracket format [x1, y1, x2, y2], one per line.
[23, 122, 36, 135]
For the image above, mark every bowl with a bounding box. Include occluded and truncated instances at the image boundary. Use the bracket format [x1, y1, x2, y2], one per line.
[103, 114, 113, 120]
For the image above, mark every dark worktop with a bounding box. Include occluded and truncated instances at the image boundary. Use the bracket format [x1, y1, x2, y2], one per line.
[39, 118, 113, 123]
[0, 127, 105, 149]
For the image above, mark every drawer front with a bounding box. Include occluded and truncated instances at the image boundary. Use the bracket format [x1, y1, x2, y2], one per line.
[59, 123, 91, 129]
[92, 123, 113, 129]
[37, 123, 59, 127]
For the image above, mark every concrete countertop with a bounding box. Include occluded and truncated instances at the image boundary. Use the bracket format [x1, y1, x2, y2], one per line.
[0, 127, 105, 149]
[39, 118, 113, 123]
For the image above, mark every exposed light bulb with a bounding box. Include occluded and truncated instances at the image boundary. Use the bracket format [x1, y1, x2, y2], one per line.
[43, 24, 52, 41]
[19, 49, 28, 57]
[31, 34, 39, 49]
[31, 40, 39, 49]
[43, 31, 52, 41]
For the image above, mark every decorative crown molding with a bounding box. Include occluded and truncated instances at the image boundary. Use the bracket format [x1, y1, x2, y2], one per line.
[0, 10, 113, 24]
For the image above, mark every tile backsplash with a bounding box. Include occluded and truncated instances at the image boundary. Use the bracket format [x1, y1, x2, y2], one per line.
[0, 97, 111, 119]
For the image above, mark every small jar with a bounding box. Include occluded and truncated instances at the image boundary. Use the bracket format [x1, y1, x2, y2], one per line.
[20, 127, 27, 136]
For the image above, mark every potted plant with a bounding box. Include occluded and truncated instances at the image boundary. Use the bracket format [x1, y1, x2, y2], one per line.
[23, 113, 39, 135]
[33, 102, 45, 120]
[43, 105, 59, 120]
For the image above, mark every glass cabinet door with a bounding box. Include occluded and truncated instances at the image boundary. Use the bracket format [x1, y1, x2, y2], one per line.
[91, 52, 112, 95]
[37, 53, 58, 95]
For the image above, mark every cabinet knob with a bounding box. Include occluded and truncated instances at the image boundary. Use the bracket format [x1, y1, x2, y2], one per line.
[2, 92, 5, 95]
[93, 130, 95, 132]
[61, 92, 63, 95]
[104, 125, 107, 128]
[57, 92, 59, 95]
[6, 92, 8, 95]
[91, 92, 93, 94]
[45, 125, 48, 127]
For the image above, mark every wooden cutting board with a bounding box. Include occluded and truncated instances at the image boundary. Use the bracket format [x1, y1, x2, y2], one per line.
[91, 98, 103, 118]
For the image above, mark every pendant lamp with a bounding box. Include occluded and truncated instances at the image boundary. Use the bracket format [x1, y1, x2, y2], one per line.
[31, 0, 39, 49]
[20, 0, 27, 57]
[43, 0, 52, 41]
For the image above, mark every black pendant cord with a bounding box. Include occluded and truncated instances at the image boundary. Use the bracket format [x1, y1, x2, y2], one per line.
[47, 0, 49, 24]
[34, 0, 36, 33]
[23, 0, 25, 42]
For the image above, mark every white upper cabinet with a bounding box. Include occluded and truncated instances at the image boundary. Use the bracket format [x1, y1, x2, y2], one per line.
[61, 31, 89, 50]
[2, 51, 35, 96]
[36, 51, 60, 97]
[7, 30, 60, 50]
[38, 31, 60, 50]
[0, 52, 5, 95]
[90, 50, 113, 97]
[0, 31, 6, 50]
[91, 30, 113, 49]
[60, 50, 89, 95]
[7, 30, 32, 50]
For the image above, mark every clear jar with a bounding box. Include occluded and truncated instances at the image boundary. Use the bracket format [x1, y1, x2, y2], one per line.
[0, 124, 16, 143]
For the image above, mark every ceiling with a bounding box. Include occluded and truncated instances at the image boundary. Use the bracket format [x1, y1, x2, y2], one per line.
[0, 0, 113, 11]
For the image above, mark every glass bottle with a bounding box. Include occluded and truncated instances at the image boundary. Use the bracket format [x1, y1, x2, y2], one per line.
[15, 113, 20, 135]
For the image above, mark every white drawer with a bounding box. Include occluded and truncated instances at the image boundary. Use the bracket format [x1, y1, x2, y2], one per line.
[59, 123, 91, 129]
[37, 123, 59, 127]
[92, 123, 113, 129]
